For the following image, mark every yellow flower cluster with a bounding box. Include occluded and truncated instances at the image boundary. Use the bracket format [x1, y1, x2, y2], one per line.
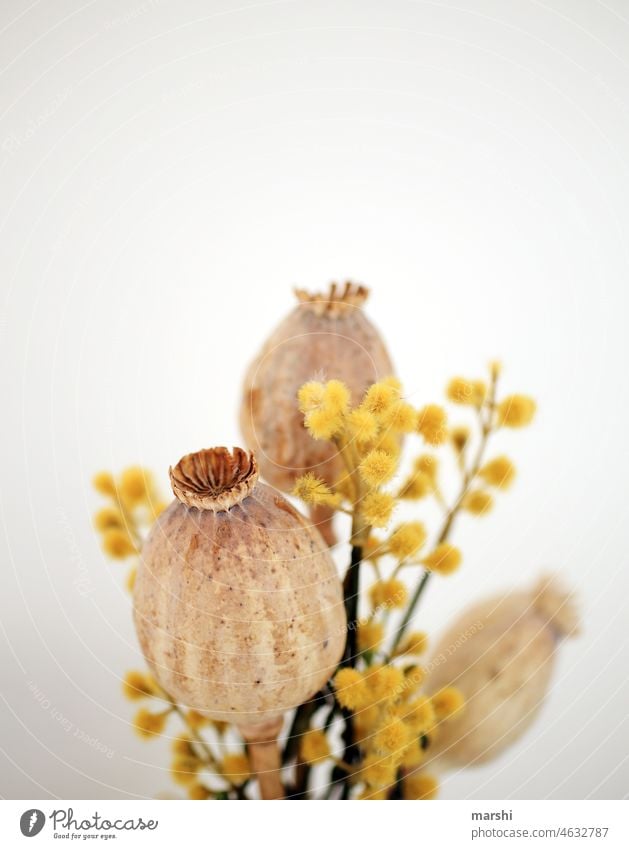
[122, 670, 158, 701]
[332, 665, 463, 796]
[133, 707, 172, 739]
[300, 729, 331, 766]
[446, 377, 487, 406]
[93, 466, 167, 592]
[294, 378, 455, 543]
[220, 752, 251, 786]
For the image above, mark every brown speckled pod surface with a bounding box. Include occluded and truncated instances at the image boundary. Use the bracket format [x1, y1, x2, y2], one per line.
[133, 447, 346, 731]
[426, 576, 579, 768]
[240, 282, 394, 493]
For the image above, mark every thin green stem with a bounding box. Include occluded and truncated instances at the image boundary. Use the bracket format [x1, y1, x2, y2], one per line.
[390, 373, 499, 652]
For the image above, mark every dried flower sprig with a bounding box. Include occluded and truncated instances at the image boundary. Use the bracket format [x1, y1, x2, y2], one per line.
[283, 364, 535, 798]
[94, 361, 536, 800]
[92, 466, 166, 592]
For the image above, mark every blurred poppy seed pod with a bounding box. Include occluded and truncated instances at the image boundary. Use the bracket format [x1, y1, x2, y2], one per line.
[133, 446, 346, 798]
[425, 576, 579, 768]
[240, 282, 394, 543]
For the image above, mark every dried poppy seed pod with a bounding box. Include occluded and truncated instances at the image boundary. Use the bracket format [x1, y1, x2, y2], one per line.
[133, 447, 346, 798]
[425, 575, 579, 768]
[240, 282, 394, 544]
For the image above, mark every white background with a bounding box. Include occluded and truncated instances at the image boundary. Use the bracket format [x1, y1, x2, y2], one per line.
[1, 0, 628, 800]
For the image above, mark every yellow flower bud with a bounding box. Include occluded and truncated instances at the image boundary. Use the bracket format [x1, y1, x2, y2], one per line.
[122, 670, 157, 701]
[300, 729, 331, 765]
[416, 404, 448, 446]
[478, 456, 516, 489]
[92, 471, 116, 496]
[422, 543, 462, 575]
[358, 620, 385, 653]
[403, 772, 439, 800]
[497, 394, 536, 427]
[220, 753, 251, 786]
[462, 489, 493, 515]
[102, 528, 136, 559]
[120, 466, 150, 504]
[388, 522, 427, 560]
[94, 507, 124, 532]
[133, 708, 169, 739]
[361, 491, 395, 528]
[369, 578, 408, 610]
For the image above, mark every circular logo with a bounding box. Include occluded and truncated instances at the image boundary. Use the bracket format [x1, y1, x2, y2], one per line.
[19, 810, 45, 837]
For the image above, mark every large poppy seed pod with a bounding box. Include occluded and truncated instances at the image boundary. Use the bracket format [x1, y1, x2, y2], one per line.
[425, 575, 579, 768]
[133, 446, 346, 798]
[240, 282, 394, 544]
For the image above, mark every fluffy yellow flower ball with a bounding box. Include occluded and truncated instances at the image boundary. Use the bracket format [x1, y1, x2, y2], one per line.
[361, 491, 395, 528]
[497, 394, 536, 427]
[369, 578, 408, 610]
[414, 454, 438, 480]
[92, 471, 116, 496]
[188, 783, 212, 800]
[446, 377, 477, 405]
[388, 521, 427, 560]
[403, 772, 439, 800]
[362, 381, 399, 415]
[432, 686, 465, 719]
[422, 543, 462, 575]
[120, 466, 150, 504]
[333, 668, 371, 711]
[360, 754, 397, 789]
[221, 753, 251, 786]
[347, 407, 379, 445]
[170, 755, 200, 786]
[359, 450, 397, 487]
[463, 489, 494, 515]
[395, 631, 429, 656]
[479, 455, 516, 489]
[381, 400, 417, 434]
[297, 380, 325, 413]
[300, 729, 331, 765]
[398, 470, 432, 500]
[357, 620, 385, 653]
[102, 528, 136, 559]
[133, 708, 169, 739]
[304, 407, 343, 440]
[365, 665, 405, 703]
[293, 474, 340, 507]
[186, 709, 211, 730]
[122, 670, 157, 701]
[94, 507, 124, 532]
[323, 379, 351, 414]
[416, 404, 448, 446]
[372, 718, 411, 758]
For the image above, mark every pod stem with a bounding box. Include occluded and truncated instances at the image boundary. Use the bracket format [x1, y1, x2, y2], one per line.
[240, 718, 285, 800]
